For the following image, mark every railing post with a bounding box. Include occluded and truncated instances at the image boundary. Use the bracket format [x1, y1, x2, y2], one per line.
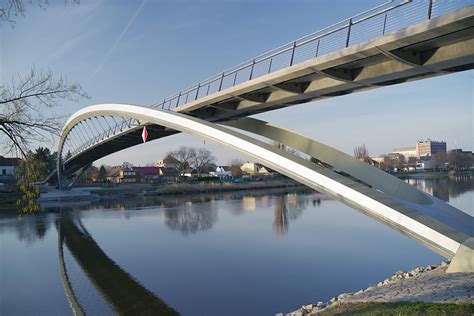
[176, 92, 181, 106]
[218, 72, 225, 91]
[382, 13, 387, 35]
[249, 59, 256, 80]
[315, 39, 320, 57]
[233, 72, 238, 86]
[427, 0, 433, 19]
[194, 83, 200, 100]
[345, 18, 352, 48]
[268, 58, 273, 73]
[289, 41, 296, 66]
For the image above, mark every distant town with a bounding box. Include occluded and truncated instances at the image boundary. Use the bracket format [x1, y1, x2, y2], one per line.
[366, 139, 473, 173]
[0, 139, 472, 190]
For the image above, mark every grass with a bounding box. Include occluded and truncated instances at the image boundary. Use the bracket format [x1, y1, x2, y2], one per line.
[321, 302, 474, 315]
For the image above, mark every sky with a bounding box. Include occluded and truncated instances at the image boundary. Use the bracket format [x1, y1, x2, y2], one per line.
[1, 0, 472, 166]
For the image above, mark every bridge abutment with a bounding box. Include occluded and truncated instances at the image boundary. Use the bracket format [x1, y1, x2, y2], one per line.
[447, 238, 474, 273]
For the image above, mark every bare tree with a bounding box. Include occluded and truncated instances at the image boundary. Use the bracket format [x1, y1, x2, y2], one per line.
[1, 0, 79, 27]
[1, 68, 88, 156]
[353, 144, 369, 161]
[167, 146, 196, 176]
[229, 158, 243, 177]
[191, 148, 216, 177]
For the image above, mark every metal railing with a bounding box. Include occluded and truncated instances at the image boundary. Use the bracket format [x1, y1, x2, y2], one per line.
[149, 0, 473, 111]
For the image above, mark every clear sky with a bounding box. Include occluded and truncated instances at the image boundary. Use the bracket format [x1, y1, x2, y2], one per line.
[2, 0, 472, 166]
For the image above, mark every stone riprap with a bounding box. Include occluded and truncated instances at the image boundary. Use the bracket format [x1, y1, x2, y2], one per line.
[283, 261, 474, 316]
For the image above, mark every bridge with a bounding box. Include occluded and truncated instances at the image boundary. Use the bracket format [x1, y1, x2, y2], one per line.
[53, 0, 474, 272]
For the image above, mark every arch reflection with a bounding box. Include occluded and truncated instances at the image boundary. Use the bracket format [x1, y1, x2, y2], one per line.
[57, 212, 178, 315]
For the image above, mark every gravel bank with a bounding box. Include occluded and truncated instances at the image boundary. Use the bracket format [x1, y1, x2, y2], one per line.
[284, 261, 474, 315]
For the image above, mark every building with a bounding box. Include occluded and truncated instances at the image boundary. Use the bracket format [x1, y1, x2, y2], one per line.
[156, 156, 180, 169]
[240, 162, 259, 175]
[392, 147, 417, 159]
[416, 140, 446, 158]
[0, 156, 21, 176]
[155, 167, 179, 182]
[106, 166, 139, 184]
[416, 160, 434, 171]
[132, 166, 160, 183]
[212, 166, 232, 179]
[240, 162, 279, 176]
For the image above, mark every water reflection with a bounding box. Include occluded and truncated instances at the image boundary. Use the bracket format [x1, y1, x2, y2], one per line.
[0, 214, 53, 244]
[405, 174, 474, 202]
[273, 194, 322, 236]
[57, 211, 178, 315]
[163, 203, 218, 235]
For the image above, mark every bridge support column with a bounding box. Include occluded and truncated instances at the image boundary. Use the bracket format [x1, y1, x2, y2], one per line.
[447, 238, 474, 273]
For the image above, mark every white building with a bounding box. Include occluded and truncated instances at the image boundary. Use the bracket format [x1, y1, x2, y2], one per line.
[213, 166, 232, 178]
[392, 147, 417, 159]
[0, 156, 20, 176]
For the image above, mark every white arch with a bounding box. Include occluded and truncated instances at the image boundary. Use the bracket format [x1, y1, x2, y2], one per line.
[57, 104, 473, 270]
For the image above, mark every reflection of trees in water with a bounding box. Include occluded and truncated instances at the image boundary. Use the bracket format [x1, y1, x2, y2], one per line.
[273, 194, 321, 236]
[273, 196, 289, 235]
[163, 204, 218, 235]
[0, 214, 52, 244]
[405, 174, 474, 202]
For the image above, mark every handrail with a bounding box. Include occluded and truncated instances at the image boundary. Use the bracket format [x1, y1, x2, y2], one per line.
[150, 0, 408, 108]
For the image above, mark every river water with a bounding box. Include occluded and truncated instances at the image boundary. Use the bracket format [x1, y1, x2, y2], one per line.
[0, 175, 472, 315]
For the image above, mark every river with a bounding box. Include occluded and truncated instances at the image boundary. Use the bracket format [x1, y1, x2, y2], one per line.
[0, 174, 472, 315]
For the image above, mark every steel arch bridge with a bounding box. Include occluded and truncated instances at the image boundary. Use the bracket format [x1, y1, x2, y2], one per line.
[53, 0, 474, 272]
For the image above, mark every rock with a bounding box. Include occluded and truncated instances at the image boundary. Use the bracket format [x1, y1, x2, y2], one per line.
[426, 265, 436, 271]
[316, 301, 325, 308]
[377, 281, 383, 287]
[303, 304, 313, 311]
[330, 297, 338, 303]
[338, 293, 349, 300]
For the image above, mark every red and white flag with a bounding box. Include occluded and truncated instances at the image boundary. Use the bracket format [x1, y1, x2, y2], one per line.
[142, 126, 148, 143]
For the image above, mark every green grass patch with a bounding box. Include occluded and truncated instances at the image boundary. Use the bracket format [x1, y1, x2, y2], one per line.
[322, 302, 474, 315]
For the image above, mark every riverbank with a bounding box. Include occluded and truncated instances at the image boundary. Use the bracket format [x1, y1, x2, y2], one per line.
[89, 178, 304, 198]
[285, 261, 474, 315]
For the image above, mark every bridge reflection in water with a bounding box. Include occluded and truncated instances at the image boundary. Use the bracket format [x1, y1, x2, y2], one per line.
[57, 212, 179, 315]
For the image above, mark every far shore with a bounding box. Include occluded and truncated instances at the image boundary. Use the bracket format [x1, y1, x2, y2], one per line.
[0, 170, 471, 209]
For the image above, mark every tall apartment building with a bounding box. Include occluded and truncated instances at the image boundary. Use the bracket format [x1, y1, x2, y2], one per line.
[416, 140, 447, 158]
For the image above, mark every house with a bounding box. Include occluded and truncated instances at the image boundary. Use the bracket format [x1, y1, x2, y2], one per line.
[0, 156, 21, 176]
[416, 160, 434, 172]
[183, 167, 198, 178]
[241, 162, 279, 176]
[106, 166, 140, 183]
[240, 162, 259, 175]
[156, 167, 179, 182]
[157, 155, 180, 169]
[105, 167, 121, 183]
[199, 163, 218, 177]
[132, 166, 160, 183]
[213, 166, 232, 179]
[257, 165, 278, 176]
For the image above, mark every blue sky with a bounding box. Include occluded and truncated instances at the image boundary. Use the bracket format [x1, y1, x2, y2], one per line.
[2, 0, 472, 166]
